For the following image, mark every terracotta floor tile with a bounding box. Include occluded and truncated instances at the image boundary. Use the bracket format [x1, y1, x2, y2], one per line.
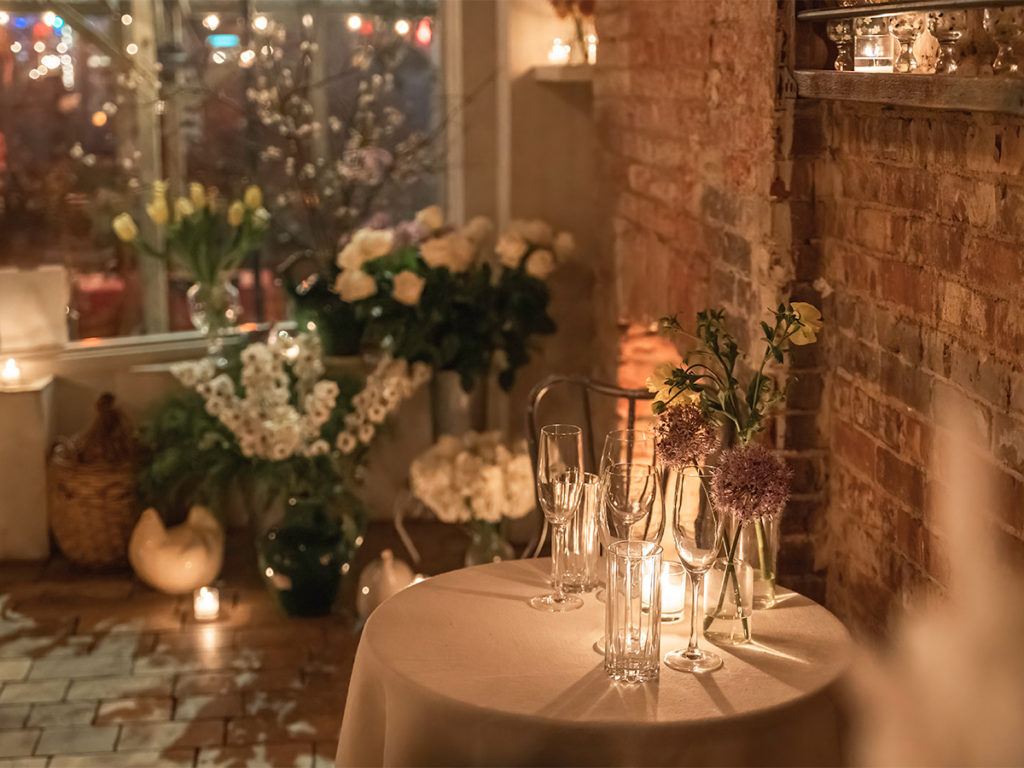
[35, 725, 119, 755]
[75, 607, 183, 635]
[225, 715, 340, 746]
[197, 742, 314, 768]
[95, 696, 174, 725]
[0, 680, 68, 705]
[26, 701, 96, 727]
[0, 708, 27, 730]
[174, 669, 303, 698]
[154, 627, 235, 654]
[0, 663, 28, 684]
[174, 694, 243, 722]
[117, 719, 225, 751]
[28, 654, 133, 680]
[49, 748, 196, 767]
[0, 756, 48, 767]
[234, 625, 327, 651]
[66, 675, 173, 701]
[243, 690, 346, 721]
[0, 729, 39, 758]
[314, 740, 338, 768]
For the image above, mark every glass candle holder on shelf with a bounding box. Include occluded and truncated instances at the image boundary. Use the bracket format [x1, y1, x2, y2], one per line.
[889, 13, 925, 73]
[854, 17, 895, 72]
[826, 19, 854, 71]
[984, 7, 1024, 75]
[547, 38, 571, 65]
[928, 10, 967, 74]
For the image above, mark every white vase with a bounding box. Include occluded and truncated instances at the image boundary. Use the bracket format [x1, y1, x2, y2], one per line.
[430, 370, 487, 439]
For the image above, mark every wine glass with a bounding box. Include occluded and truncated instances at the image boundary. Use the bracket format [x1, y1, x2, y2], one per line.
[598, 429, 658, 544]
[663, 466, 726, 673]
[531, 424, 585, 613]
[602, 464, 657, 540]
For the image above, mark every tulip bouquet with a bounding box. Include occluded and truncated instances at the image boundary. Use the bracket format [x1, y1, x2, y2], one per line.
[648, 302, 823, 639]
[112, 182, 270, 288]
[327, 206, 569, 392]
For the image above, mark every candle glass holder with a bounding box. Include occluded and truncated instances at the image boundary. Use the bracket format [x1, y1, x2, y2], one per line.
[193, 586, 220, 621]
[854, 17, 895, 72]
[660, 561, 687, 623]
[889, 13, 925, 73]
[928, 10, 966, 74]
[984, 7, 1023, 75]
[827, 19, 854, 71]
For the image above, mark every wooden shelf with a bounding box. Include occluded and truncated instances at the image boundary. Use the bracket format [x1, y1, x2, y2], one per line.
[794, 70, 1024, 116]
[532, 64, 594, 84]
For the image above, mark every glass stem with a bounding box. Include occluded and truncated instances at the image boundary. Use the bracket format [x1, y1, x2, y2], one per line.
[552, 523, 567, 600]
[688, 571, 702, 654]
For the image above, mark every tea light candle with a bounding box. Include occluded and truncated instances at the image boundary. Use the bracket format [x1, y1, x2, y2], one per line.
[661, 562, 687, 620]
[193, 586, 220, 621]
[548, 38, 570, 64]
[1, 358, 21, 386]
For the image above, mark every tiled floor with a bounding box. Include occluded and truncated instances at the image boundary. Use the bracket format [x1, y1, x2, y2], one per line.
[0, 522, 468, 767]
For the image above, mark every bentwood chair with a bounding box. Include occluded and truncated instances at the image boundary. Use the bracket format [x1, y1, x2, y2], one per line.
[523, 375, 655, 558]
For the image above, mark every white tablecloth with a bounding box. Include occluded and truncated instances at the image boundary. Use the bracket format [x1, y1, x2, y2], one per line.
[337, 559, 852, 767]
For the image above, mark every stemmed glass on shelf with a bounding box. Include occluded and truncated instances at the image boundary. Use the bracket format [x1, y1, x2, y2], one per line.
[531, 424, 585, 613]
[662, 466, 726, 673]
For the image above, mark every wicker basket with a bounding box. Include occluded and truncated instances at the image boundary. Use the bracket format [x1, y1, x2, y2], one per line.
[47, 394, 139, 568]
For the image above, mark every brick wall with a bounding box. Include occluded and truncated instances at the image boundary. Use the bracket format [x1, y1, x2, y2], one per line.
[594, 1, 1024, 635]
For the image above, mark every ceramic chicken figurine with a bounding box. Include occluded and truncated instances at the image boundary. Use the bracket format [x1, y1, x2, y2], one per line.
[129, 506, 225, 594]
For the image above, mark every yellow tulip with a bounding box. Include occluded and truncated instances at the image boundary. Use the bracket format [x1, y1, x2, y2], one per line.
[789, 302, 823, 345]
[146, 197, 169, 225]
[227, 200, 245, 227]
[112, 213, 138, 242]
[206, 186, 219, 209]
[243, 185, 262, 209]
[189, 182, 206, 209]
[174, 197, 195, 220]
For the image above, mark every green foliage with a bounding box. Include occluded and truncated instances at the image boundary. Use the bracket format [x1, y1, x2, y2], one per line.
[656, 304, 816, 445]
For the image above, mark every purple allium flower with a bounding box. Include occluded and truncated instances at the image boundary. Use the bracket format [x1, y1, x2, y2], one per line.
[654, 404, 721, 469]
[711, 444, 792, 522]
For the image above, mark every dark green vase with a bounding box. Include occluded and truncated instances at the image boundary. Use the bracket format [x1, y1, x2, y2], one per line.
[257, 496, 363, 617]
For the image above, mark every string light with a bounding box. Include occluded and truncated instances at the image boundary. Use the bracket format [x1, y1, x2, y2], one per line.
[56, 41, 67, 53]
[0, 12, 8, 25]
[211, 50, 226, 64]
[121, 13, 132, 25]
[42, 11, 55, 26]
[203, 13, 219, 31]
[33, 41, 45, 53]
[10, 42, 20, 53]
[395, 19, 410, 35]
[28, 68, 40, 79]
[252, 14, 268, 31]
[302, 13, 313, 28]
[91, 111, 107, 127]
[41, 54, 59, 69]
[347, 14, 361, 30]
[415, 18, 431, 45]
[239, 49, 255, 66]
[125, 42, 138, 55]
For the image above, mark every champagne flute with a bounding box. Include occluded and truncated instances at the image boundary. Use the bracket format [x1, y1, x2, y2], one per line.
[598, 429, 657, 545]
[663, 466, 726, 673]
[531, 424, 585, 613]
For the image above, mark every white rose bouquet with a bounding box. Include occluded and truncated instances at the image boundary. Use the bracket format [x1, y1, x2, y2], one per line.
[411, 431, 535, 555]
[326, 207, 570, 393]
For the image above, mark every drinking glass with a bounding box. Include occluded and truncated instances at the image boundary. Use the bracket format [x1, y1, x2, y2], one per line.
[602, 464, 657, 540]
[562, 473, 601, 593]
[605, 540, 662, 682]
[531, 424, 585, 613]
[662, 466, 726, 673]
[598, 428, 658, 544]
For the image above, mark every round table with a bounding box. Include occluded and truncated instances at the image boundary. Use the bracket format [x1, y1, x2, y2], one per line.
[337, 559, 852, 767]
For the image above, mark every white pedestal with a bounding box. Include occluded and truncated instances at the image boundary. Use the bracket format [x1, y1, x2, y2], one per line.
[0, 376, 55, 559]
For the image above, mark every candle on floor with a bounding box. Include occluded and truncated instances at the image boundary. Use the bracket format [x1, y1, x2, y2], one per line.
[661, 562, 687, 621]
[193, 586, 220, 621]
[1, 358, 21, 386]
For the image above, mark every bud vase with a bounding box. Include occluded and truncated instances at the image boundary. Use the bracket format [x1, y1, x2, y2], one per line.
[464, 520, 514, 566]
[187, 279, 242, 357]
[703, 517, 756, 645]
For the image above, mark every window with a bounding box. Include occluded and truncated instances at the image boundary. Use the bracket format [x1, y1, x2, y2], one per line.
[0, 1, 440, 343]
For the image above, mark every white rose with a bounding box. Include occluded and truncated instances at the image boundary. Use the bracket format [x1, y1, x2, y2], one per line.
[414, 205, 444, 234]
[336, 240, 365, 271]
[495, 233, 528, 269]
[460, 216, 493, 247]
[447, 234, 475, 272]
[334, 269, 378, 302]
[358, 228, 394, 260]
[525, 248, 556, 279]
[392, 270, 426, 306]
[512, 218, 553, 246]
[553, 231, 576, 261]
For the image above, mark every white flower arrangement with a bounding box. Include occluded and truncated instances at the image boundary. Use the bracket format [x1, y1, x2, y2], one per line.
[410, 431, 536, 525]
[170, 331, 429, 463]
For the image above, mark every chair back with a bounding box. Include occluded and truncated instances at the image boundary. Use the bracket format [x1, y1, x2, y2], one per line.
[523, 375, 655, 557]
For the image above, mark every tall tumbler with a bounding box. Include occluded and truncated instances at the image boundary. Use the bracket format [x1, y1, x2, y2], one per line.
[562, 472, 601, 593]
[604, 539, 662, 682]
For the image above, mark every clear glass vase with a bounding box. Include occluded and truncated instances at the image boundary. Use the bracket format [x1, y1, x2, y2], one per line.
[187, 279, 242, 357]
[464, 520, 514, 566]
